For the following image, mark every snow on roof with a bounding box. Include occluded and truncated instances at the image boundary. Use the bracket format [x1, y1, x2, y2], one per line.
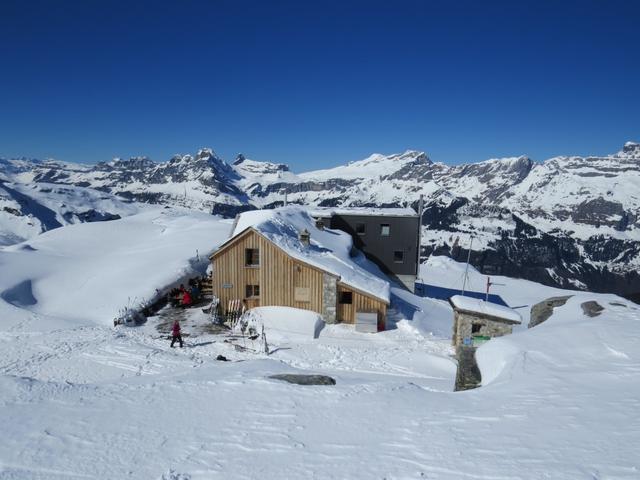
[308, 206, 417, 218]
[449, 295, 522, 324]
[230, 207, 390, 302]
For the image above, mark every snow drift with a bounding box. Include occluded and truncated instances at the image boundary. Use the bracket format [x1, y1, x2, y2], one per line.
[242, 306, 325, 338]
[0, 208, 232, 328]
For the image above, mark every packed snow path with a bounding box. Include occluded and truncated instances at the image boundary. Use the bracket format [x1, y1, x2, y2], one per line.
[153, 302, 228, 340]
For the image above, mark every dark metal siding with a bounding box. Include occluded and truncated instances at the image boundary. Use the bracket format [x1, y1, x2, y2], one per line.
[329, 214, 419, 276]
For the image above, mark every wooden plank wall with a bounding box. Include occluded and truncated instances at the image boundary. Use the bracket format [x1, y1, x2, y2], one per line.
[336, 283, 387, 328]
[259, 236, 324, 313]
[211, 230, 260, 310]
[212, 230, 323, 314]
[212, 229, 387, 328]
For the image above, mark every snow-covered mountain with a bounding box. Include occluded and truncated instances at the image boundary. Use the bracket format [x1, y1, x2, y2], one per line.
[1, 142, 639, 300]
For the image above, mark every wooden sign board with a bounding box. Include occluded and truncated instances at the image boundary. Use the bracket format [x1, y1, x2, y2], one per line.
[294, 287, 311, 302]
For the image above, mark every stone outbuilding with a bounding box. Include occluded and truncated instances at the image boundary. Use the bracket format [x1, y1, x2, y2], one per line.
[449, 295, 522, 347]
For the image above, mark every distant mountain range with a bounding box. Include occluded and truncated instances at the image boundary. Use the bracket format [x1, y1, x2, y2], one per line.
[2, 142, 639, 301]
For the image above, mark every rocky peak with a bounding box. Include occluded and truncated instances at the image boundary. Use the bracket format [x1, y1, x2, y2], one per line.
[233, 153, 246, 165]
[394, 150, 431, 164]
[196, 148, 218, 160]
[108, 156, 155, 170]
[168, 154, 191, 164]
[620, 141, 640, 158]
[500, 155, 534, 176]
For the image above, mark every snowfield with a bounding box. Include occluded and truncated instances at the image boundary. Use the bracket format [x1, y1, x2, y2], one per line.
[1, 213, 639, 479]
[0, 208, 233, 329]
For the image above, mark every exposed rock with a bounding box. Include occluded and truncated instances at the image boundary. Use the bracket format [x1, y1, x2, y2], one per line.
[269, 374, 336, 385]
[2, 206, 22, 216]
[570, 197, 626, 229]
[529, 296, 573, 328]
[581, 301, 605, 317]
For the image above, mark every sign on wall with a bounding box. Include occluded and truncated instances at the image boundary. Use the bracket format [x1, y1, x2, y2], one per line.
[294, 287, 311, 302]
[222, 283, 233, 289]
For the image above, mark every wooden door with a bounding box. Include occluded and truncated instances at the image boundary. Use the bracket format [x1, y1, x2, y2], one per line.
[336, 286, 354, 323]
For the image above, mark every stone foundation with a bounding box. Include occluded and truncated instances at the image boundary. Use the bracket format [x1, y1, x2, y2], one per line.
[455, 346, 482, 391]
[322, 274, 337, 324]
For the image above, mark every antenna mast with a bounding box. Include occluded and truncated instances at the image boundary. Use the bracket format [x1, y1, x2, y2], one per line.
[460, 236, 473, 296]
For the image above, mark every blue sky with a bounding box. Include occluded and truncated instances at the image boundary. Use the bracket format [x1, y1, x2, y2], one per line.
[0, 0, 638, 170]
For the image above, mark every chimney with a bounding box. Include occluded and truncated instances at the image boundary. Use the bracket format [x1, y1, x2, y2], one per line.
[299, 228, 310, 247]
[315, 218, 325, 230]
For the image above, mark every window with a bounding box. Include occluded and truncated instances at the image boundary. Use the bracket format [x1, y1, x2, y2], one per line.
[472, 323, 482, 334]
[245, 248, 259, 266]
[380, 224, 390, 236]
[339, 291, 353, 304]
[245, 284, 260, 298]
[355, 222, 366, 235]
[393, 250, 404, 263]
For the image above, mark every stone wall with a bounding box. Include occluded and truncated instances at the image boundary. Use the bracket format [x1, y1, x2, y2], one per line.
[453, 311, 514, 347]
[455, 346, 482, 391]
[322, 273, 337, 324]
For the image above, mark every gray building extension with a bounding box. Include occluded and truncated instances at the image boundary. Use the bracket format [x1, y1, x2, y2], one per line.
[311, 207, 420, 292]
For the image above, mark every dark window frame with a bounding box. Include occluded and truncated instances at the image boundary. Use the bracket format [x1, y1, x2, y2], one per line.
[393, 250, 404, 263]
[380, 223, 390, 236]
[245, 284, 260, 298]
[245, 248, 260, 267]
[472, 323, 482, 334]
[355, 222, 366, 235]
[339, 291, 353, 304]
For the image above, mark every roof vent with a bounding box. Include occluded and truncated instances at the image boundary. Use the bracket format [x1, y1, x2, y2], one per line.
[299, 228, 310, 247]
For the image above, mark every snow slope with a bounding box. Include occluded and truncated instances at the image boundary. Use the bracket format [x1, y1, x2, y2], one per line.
[0, 181, 145, 246]
[0, 208, 233, 329]
[1, 203, 639, 479]
[299, 150, 429, 181]
[419, 255, 585, 328]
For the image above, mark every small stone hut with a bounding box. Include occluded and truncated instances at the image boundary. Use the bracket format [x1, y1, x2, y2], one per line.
[449, 295, 522, 347]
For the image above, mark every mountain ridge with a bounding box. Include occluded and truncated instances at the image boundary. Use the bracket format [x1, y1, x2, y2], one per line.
[1, 142, 639, 301]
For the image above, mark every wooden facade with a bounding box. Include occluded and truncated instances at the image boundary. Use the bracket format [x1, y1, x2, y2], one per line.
[336, 283, 387, 327]
[211, 228, 388, 328]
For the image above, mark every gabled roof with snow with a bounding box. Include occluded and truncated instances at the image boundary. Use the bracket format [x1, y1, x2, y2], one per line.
[308, 206, 418, 218]
[449, 295, 522, 324]
[221, 207, 390, 303]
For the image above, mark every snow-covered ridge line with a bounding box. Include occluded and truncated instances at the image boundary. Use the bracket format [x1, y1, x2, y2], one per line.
[1, 141, 639, 299]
